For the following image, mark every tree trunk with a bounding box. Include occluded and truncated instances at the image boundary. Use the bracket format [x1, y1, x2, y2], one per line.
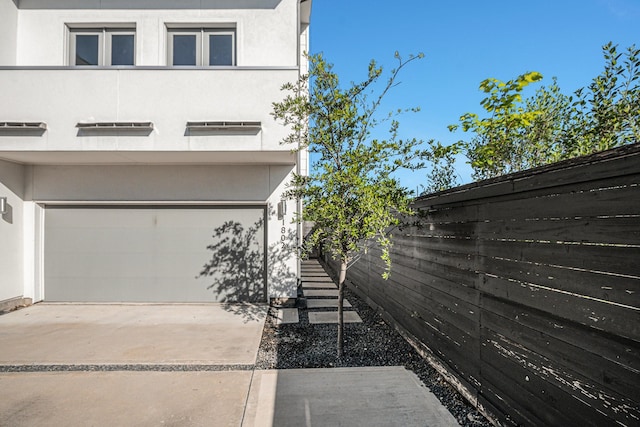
[337, 258, 347, 359]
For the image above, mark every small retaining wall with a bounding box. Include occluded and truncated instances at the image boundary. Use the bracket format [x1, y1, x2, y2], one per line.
[324, 144, 640, 426]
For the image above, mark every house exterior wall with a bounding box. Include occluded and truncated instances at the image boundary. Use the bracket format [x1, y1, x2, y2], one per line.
[14, 1, 298, 67]
[0, 68, 297, 154]
[0, 159, 24, 303]
[0, 0, 18, 65]
[0, 0, 309, 304]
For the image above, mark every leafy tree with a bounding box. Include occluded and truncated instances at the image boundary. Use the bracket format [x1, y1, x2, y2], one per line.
[272, 52, 427, 357]
[443, 42, 639, 185]
[421, 140, 461, 193]
[570, 42, 640, 154]
[521, 77, 576, 165]
[448, 71, 544, 180]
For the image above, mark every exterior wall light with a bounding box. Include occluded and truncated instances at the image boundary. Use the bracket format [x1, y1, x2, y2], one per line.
[277, 200, 287, 220]
[0, 197, 7, 215]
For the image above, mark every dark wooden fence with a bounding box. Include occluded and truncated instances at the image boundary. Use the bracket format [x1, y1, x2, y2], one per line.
[323, 144, 640, 426]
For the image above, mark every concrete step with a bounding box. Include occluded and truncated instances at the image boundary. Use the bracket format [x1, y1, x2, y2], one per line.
[308, 311, 362, 324]
[300, 277, 334, 283]
[303, 289, 339, 298]
[306, 299, 351, 309]
[301, 282, 336, 290]
[272, 308, 299, 325]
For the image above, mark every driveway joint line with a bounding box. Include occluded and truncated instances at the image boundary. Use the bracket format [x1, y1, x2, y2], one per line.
[0, 364, 256, 372]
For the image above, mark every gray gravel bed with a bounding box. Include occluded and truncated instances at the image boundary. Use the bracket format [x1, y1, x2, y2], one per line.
[255, 285, 492, 427]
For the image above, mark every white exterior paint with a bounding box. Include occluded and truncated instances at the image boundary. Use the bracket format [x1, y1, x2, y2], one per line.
[0, 1, 18, 65]
[0, 68, 298, 155]
[11, 1, 298, 67]
[0, 159, 24, 302]
[0, 0, 310, 304]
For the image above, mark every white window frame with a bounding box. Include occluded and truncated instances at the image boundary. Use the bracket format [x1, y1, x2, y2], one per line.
[68, 27, 136, 66]
[167, 27, 236, 67]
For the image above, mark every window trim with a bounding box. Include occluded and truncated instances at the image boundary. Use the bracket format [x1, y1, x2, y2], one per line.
[167, 27, 236, 67]
[68, 26, 136, 66]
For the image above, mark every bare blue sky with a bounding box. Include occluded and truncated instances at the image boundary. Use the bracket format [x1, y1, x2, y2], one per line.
[309, 0, 640, 192]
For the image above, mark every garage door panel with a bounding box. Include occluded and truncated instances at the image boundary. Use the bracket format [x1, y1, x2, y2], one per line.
[47, 252, 157, 278]
[45, 207, 265, 302]
[48, 209, 155, 228]
[46, 228, 158, 254]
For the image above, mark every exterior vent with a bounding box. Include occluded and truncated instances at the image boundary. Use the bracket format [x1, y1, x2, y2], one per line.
[0, 122, 47, 136]
[76, 122, 154, 130]
[75, 121, 154, 136]
[0, 122, 47, 130]
[186, 121, 261, 132]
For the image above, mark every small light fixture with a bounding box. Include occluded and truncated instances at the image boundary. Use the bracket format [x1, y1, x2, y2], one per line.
[277, 200, 287, 220]
[0, 197, 7, 215]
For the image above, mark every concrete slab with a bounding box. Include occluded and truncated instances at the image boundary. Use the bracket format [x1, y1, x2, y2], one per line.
[306, 299, 351, 309]
[301, 282, 336, 290]
[243, 367, 460, 427]
[0, 371, 252, 427]
[273, 308, 299, 325]
[308, 311, 362, 324]
[304, 289, 339, 298]
[301, 277, 335, 283]
[0, 304, 267, 365]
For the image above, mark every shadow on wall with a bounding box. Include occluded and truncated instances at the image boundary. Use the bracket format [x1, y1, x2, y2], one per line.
[198, 212, 297, 322]
[199, 217, 265, 302]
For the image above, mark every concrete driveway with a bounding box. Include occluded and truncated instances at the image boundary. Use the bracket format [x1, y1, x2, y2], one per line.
[0, 303, 266, 366]
[0, 303, 267, 427]
[0, 303, 461, 427]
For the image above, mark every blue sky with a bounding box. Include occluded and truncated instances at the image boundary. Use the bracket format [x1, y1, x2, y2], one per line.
[308, 0, 640, 193]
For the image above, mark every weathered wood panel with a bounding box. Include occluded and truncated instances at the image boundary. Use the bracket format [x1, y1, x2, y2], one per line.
[322, 144, 640, 426]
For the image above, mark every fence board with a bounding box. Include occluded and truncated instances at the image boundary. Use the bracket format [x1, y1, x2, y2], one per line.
[419, 178, 640, 223]
[477, 217, 640, 246]
[417, 144, 640, 207]
[481, 327, 639, 426]
[479, 239, 640, 279]
[482, 295, 640, 373]
[480, 273, 640, 341]
[480, 340, 613, 427]
[482, 309, 640, 399]
[482, 255, 640, 307]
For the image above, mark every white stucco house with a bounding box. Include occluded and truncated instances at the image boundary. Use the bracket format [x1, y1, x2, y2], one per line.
[0, 0, 311, 309]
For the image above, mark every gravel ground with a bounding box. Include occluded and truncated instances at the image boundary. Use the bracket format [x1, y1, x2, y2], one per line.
[255, 284, 492, 427]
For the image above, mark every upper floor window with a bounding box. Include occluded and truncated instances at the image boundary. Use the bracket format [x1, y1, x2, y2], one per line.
[168, 28, 235, 66]
[69, 27, 135, 66]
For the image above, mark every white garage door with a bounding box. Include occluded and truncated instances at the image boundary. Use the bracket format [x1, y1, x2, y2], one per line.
[44, 206, 266, 303]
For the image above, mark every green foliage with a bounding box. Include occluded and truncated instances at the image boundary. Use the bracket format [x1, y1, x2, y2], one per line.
[571, 42, 640, 154]
[444, 42, 639, 183]
[272, 52, 427, 277]
[448, 71, 544, 180]
[273, 52, 427, 357]
[421, 140, 461, 193]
